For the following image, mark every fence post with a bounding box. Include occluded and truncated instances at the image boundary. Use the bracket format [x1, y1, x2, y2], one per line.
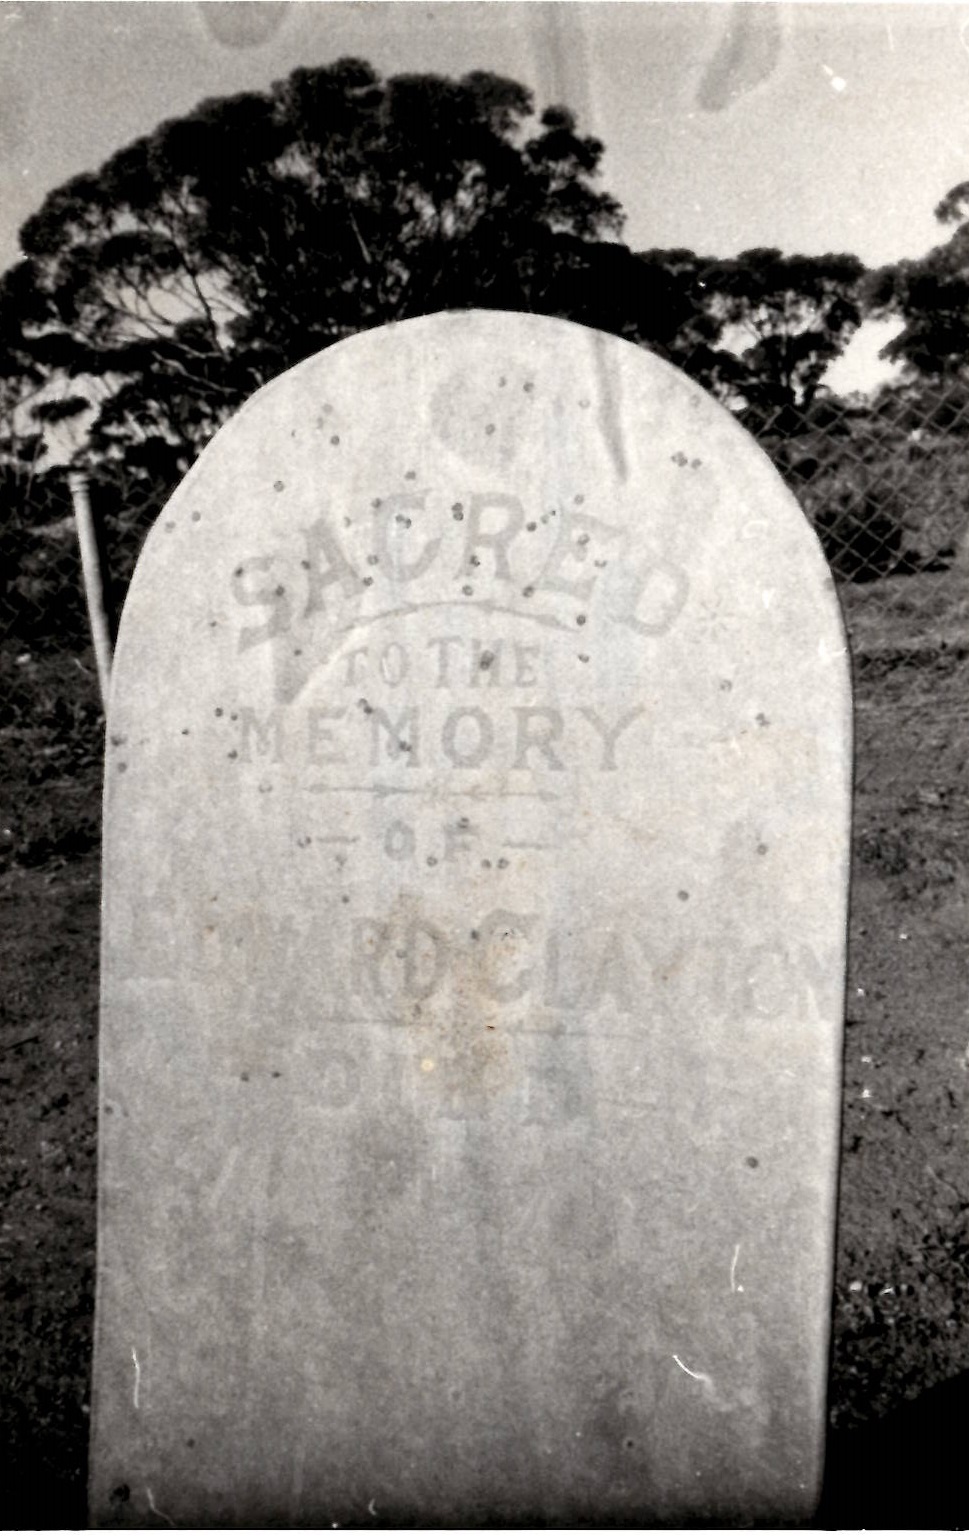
[68, 469, 113, 708]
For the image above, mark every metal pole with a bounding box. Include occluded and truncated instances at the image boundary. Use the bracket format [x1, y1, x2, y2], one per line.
[68, 469, 113, 707]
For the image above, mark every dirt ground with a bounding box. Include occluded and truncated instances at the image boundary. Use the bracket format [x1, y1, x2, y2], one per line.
[0, 570, 966, 1526]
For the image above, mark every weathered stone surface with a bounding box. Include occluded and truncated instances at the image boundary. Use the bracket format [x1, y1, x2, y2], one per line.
[90, 310, 850, 1526]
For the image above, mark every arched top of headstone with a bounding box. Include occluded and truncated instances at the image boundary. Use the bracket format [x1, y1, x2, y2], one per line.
[113, 309, 848, 725]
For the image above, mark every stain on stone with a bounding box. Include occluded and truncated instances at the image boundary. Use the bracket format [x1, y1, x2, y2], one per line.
[479, 651, 494, 671]
[117, 762, 128, 773]
[677, 890, 689, 901]
[405, 470, 417, 481]
[757, 843, 768, 856]
[214, 708, 223, 718]
[191, 511, 202, 522]
[577, 615, 587, 626]
[330, 435, 340, 446]
[578, 653, 590, 663]
[755, 712, 770, 727]
[462, 585, 473, 596]
[746, 1155, 759, 1168]
[164, 521, 176, 532]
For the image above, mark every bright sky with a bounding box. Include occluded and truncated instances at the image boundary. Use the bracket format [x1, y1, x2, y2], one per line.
[2, 1, 969, 389]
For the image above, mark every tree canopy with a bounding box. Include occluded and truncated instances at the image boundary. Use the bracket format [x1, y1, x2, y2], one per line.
[13, 59, 623, 491]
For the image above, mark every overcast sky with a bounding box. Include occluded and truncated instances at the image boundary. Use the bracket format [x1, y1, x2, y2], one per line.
[2, 1, 968, 386]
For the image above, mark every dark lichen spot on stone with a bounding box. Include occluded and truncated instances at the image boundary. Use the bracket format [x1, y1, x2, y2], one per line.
[398, 741, 411, 753]
[405, 469, 417, 480]
[330, 435, 340, 446]
[209, 620, 218, 627]
[578, 653, 589, 663]
[497, 858, 509, 869]
[522, 585, 534, 599]
[526, 521, 537, 532]
[117, 762, 128, 773]
[322, 402, 333, 415]
[574, 493, 585, 505]
[485, 423, 496, 436]
[165, 521, 176, 532]
[271, 1070, 282, 1079]
[498, 376, 507, 387]
[458, 816, 471, 829]
[240, 1072, 249, 1083]
[462, 585, 473, 596]
[273, 480, 285, 493]
[482, 859, 492, 870]
[110, 1485, 130, 1506]
[470, 554, 480, 567]
[746, 1155, 759, 1168]
[181, 728, 190, 736]
[367, 555, 379, 566]
[479, 651, 494, 670]
[227, 749, 238, 761]
[756, 712, 770, 727]
[341, 894, 350, 904]
[671, 451, 688, 467]
[300, 559, 311, 570]
[191, 510, 202, 522]
[427, 856, 438, 867]
[577, 532, 590, 546]
[624, 1439, 636, 1450]
[677, 890, 689, 901]
[363, 576, 374, 587]
[275, 584, 286, 597]
[343, 517, 352, 528]
[110, 734, 126, 747]
[372, 497, 382, 508]
[719, 679, 733, 693]
[358, 699, 373, 715]
[215, 707, 224, 717]
[576, 614, 587, 626]
[691, 458, 702, 469]
[185, 1438, 195, 1449]
[452, 507, 464, 521]
[594, 558, 607, 569]
[294, 648, 302, 657]
[757, 843, 768, 856]
[523, 381, 534, 394]
[579, 397, 591, 409]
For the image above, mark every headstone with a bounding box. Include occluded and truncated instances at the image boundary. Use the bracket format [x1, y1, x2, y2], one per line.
[90, 310, 850, 1526]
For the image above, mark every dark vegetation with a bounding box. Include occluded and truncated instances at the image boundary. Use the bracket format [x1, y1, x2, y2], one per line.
[0, 57, 967, 1526]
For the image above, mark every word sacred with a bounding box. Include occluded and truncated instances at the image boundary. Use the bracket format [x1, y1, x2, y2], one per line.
[230, 492, 689, 649]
